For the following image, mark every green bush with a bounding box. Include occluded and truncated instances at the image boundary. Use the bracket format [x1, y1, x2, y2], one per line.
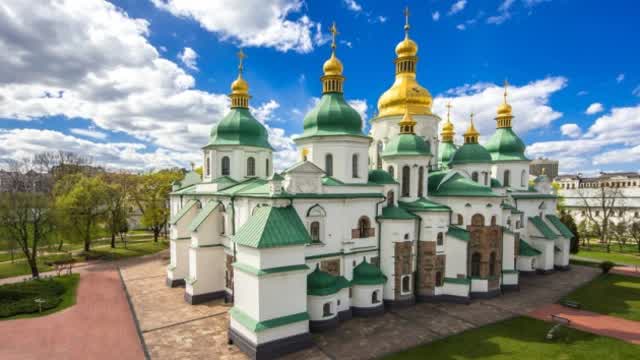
[0, 278, 66, 317]
[600, 261, 615, 274]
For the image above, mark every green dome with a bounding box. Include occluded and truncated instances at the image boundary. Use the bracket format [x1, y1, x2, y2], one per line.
[428, 170, 500, 197]
[484, 128, 528, 162]
[368, 169, 398, 184]
[299, 93, 363, 138]
[207, 108, 271, 149]
[449, 143, 492, 165]
[352, 259, 387, 285]
[307, 265, 339, 296]
[382, 133, 431, 158]
[438, 142, 458, 166]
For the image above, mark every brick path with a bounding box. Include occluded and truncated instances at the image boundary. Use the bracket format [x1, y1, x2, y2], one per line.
[612, 266, 640, 278]
[120, 261, 600, 360]
[528, 303, 640, 344]
[0, 269, 145, 360]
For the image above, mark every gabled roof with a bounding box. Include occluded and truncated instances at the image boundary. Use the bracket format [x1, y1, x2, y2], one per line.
[188, 201, 220, 232]
[519, 239, 542, 256]
[211, 175, 238, 186]
[448, 226, 470, 241]
[216, 178, 270, 196]
[378, 206, 417, 220]
[368, 169, 399, 185]
[322, 176, 344, 186]
[399, 197, 450, 212]
[232, 206, 311, 248]
[352, 258, 387, 285]
[528, 216, 558, 240]
[170, 199, 198, 225]
[283, 160, 325, 175]
[545, 214, 574, 239]
[428, 170, 502, 198]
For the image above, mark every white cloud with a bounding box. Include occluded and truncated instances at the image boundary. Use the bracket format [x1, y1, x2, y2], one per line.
[487, 0, 514, 24]
[577, 90, 588, 96]
[633, 85, 640, 97]
[560, 123, 581, 138]
[593, 144, 640, 166]
[343, 0, 362, 12]
[179, 47, 198, 71]
[376, 16, 387, 23]
[456, 24, 466, 31]
[433, 77, 567, 142]
[347, 99, 368, 125]
[616, 73, 625, 83]
[70, 128, 108, 140]
[151, 0, 318, 53]
[449, 0, 467, 15]
[585, 102, 604, 115]
[432, 11, 441, 21]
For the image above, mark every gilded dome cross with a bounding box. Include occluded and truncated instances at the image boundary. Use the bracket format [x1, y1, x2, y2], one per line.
[330, 22, 339, 51]
[237, 48, 247, 74]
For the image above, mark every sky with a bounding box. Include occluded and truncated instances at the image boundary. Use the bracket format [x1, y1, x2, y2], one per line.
[0, 0, 639, 175]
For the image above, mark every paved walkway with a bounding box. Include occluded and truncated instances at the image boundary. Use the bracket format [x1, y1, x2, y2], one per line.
[0, 269, 145, 360]
[528, 303, 640, 344]
[612, 266, 640, 278]
[120, 261, 600, 360]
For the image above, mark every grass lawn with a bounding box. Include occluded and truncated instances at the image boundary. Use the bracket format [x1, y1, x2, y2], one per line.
[385, 317, 639, 360]
[0, 274, 80, 321]
[563, 274, 640, 321]
[572, 242, 640, 266]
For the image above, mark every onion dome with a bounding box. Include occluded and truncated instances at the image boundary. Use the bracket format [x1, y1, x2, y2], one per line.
[449, 114, 492, 165]
[207, 50, 271, 149]
[382, 105, 431, 157]
[377, 7, 432, 118]
[368, 169, 399, 184]
[485, 81, 528, 161]
[307, 265, 339, 296]
[298, 23, 364, 140]
[441, 102, 456, 143]
[352, 258, 387, 285]
[438, 102, 458, 166]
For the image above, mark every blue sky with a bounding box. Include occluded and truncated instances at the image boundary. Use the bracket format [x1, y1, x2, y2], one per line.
[0, 0, 639, 174]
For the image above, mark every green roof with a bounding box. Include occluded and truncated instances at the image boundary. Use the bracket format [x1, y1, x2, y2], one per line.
[545, 215, 574, 239]
[298, 92, 364, 139]
[232, 206, 311, 248]
[216, 178, 270, 196]
[528, 216, 558, 240]
[378, 206, 418, 220]
[428, 171, 502, 198]
[229, 307, 309, 332]
[382, 133, 431, 157]
[267, 172, 284, 181]
[173, 171, 201, 190]
[399, 197, 450, 212]
[307, 265, 350, 296]
[322, 176, 344, 186]
[352, 259, 387, 285]
[491, 178, 503, 188]
[170, 200, 198, 225]
[438, 141, 458, 166]
[484, 128, 529, 162]
[368, 169, 398, 185]
[519, 239, 542, 256]
[449, 143, 492, 165]
[188, 201, 220, 232]
[211, 175, 237, 185]
[448, 226, 470, 241]
[444, 277, 470, 285]
[207, 108, 271, 149]
[500, 202, 522, 214]
[511, 193, 557, 200]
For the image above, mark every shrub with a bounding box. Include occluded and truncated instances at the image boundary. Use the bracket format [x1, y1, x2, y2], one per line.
[0, 278, 67, 318]
[600, 261, 615, 274]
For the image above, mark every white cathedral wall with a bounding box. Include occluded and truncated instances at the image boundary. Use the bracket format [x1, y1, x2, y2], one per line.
[554, 237, 570, 267]
[381, 156, 432, 201]
[450, 164, 492, 187]
[237, 245, 305, 270]
[186, 246, 225, 296]
[168, 239, 189, 281]
[307, 294, 338, 322]
[439, 197, 502, 228]
[203, 146, 273, 182]
[517, 255, 536, 272]
[379, 219, 416, 300]
[258, 272, 307, 320]
[531, 239, 554, 270]
[295, 137, 370, 184]
[352, 284, 383, 308]
[502, 232, 516, 271]
[491, 162, 529, 190]
[444, 236, 468, 279]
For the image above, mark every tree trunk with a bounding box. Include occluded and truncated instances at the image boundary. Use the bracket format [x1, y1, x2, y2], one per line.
[153, 228, 159, 242]
[28, 257, 39, 279]
[111, 233, 116, 248]
[84, 219, 92, 252]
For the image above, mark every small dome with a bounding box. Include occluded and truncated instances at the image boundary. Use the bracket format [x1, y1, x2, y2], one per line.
[368, 169, 398, 185]
[497, 102, 512, 117]
[449, 143, 492, 165]
[231, 75, 249, 94]
[485, 128, 528, 161]
[300, 93, 363, 138]
[382, 133, 431, 157]
[352, 259, 387, 285]
[395, 37, 418, 57]
[208, 108, 271, 149]
[307, 265, 339, 296]
[323, 54, 343, 76]
[442, 121, 454, 132]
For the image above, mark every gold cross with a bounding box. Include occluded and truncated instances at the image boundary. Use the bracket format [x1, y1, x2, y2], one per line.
[404, 6, 410, 28]
[470, 112, 475, 123]
[330, 22, 339, 50]
[503, 79, 509, 102]
[237, 49, 247, 73]
[446, 102, 452, 121]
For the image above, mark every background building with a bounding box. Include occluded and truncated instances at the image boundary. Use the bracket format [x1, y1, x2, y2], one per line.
[530, 158, 559, 179]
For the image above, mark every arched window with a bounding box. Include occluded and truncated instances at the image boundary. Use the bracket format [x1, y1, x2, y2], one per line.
[483, 172, 488, 185]
[401, 276, 411, 293]
[387, 190, 395, 207]
[489, 252, 497, 276]
[471, 252, 482, 277]
[471, 214, 485, 226]
[472, 172, 479, 182]
[521, 170, 527, 187]
[506, 217, 511, 226]
[325, 154, 333, 176]
[310, 221, 321, 243]
[491, 215, 497, 226]
[457, 214, 464, 225]
[388, 166, 394, 178]
[220, 211, 226, 235]
[435, 271, 443, 287]
[358, 216, 371, 238]
[402, 165, 411, 197]
[372, 290, 380, 304]
[247, 157, 256, 176]
[323, 302, 332, 317]
[418, 166, 424, 197]
[352, 154, 359, 178]
[205, 155, 211, 176]
[503, 170, 511, 187]
[221, 156, 230, 176]
[437, 232, 444, 245]
[376, 141, 383, 169]
[265, 159, 270, 176]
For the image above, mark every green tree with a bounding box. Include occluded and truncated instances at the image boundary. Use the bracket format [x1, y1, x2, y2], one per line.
[55, 175, 110, 252]
[133, 170, 182, 242]
[611, 221, 629, 251]
[577, 220, 588, 247]
[630, 222, 640, 252]
[560, 212, 580, 254]
[103, 173, 134, 248]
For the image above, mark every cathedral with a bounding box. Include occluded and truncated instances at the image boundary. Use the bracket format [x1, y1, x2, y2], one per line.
[166, 14, 573, 360]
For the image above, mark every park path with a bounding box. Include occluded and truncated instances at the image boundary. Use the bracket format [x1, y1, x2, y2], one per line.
[0, 269, 145, 360]
[612, 266, 640, 278]
[528, 303, 640, 345]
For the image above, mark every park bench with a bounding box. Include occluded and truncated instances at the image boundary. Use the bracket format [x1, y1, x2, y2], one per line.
[560, 300, 581, 309]
[46, 258, 77, 276]
[547, 314, 571, 340]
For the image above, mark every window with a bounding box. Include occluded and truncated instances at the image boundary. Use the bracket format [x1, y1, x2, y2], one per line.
[205, 156, 211, 176]
[437, 232, 444, 246]
[506, 217, 511, 226]
[489, 252, 497, 276]
[635, 212, 639, 218]
[265, 159, 270, 176]
[491, 215, 497, 226]
[221, 156, 230, 176]
[372, 290, 381, 304]
[521, 170, 527, 187]
[472, 172, 479, 182]
[247, 157, 256, 176]
[323, 303, 332, 317]
[357, 216, 371, 238]
[435, 271, 443, 287]
[471, 214, 485, 226]
[418, 167, 424, 197]
[220, 215, 226, 235]
[401, 275, 411, 294]
[388, 166, 394, 178]
[471, 252, 482, 277]
[325, 154, 333, 176]
[387, 190, 395, 207]
[310, 221, 320, 243]
[503, 170, 511, 187]
[483, 172, 488, 185]
[376, 141, 383, 169]
[352, 154, 359, 178]
[457, 214, 464, 225]
[402, 165, 410, 197]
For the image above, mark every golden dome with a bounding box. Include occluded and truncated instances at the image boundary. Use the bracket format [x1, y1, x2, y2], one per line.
[442, 121, 454, 132]
[229, 49, 250, 108]
[395, 36, 418, 58]
[323, 53, 343, 76]
[497, 102, 512, 117]
[441, 102, 455, 142]
[231, 75, 249, 95]
[495, 80, 514, 128]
